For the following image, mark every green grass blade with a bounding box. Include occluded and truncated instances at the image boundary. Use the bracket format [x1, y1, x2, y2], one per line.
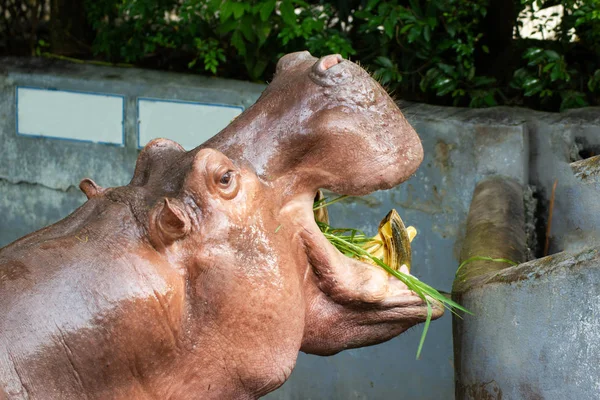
[456, 256, 517, 276]
[416, 300, 432, 360]
[313, 195, 349, 211]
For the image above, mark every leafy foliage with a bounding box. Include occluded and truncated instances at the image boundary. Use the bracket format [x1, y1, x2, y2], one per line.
[510, 0, 600, 110]
[355, 0, 498, 107]
[84, 0, 355, 81]
[78, 0, 600, 110]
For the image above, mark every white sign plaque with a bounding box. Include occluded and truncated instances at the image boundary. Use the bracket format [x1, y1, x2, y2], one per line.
[137, 98, 243, 150]
[16, 87, 124, 145]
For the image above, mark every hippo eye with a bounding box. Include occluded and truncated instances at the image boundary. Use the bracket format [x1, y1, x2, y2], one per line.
[211, 166, 239, 199]
[219, 171, 233, 186]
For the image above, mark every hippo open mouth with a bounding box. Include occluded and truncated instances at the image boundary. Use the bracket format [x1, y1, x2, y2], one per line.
[302, 190, 433, 308]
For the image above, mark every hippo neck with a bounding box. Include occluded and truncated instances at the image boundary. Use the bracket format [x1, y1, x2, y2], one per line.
[1, 195, 147, 255]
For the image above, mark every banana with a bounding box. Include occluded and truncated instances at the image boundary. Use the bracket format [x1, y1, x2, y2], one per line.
[363, 209, 416, 273]
[312, 192, 415, 274]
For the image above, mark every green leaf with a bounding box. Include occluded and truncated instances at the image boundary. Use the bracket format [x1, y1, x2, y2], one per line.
[231, 30, 246, 55]
[523, 77, 541, 88]
[384, 19, 395, 38]
[408, 0, 422, 16]
[416, 301, 432, 360]
[433, 78, 456, 96]
[576, 95, 588, 106]
[447, 24, 456, 37]
[588, 70, 600, 92]
[280, 0, 296, 26]
[523, 47, 543, 59]
[259, 0, 276, 22]
[217, 18, 238, 34]
[452, 89, 466, 98]
[251, 58, 268, 80]
[407, 27, 421, 43]
[473, 76, 496, 87]
[421, 68, 440, 92]
[239, 15, 255, 41]
[376, 56, 394, 68]
[544, 50, 560, 61]
[550, 66, 567, 82]
[482, 45, 489, 54]
[366, 0, 380, 11]
[256, 22, 272, 46]
[400, 23, 414, 34]
[437, 63, 455, 76]
[231, 2, 245, 19]
[483, 93, 497, 106]
[423, 25, 431, 42]
[523, 77, 543, 96]
[467, 67, 475, 81]
[220, 1, 234, 22]
[513, 68, 529, 81]
[542, 62, 556, 73]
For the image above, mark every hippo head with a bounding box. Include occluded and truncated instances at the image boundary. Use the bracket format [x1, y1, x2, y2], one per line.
[107, 52, 443, 396]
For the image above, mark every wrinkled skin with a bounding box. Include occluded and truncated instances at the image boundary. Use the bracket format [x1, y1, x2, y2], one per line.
[0, 52, 443, 399]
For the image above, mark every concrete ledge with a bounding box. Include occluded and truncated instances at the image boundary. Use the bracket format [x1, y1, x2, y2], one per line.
[571, 154, 600, 184]
[453, 247, 600, 399]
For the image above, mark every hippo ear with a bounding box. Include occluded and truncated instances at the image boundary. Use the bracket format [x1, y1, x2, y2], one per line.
[149, 198, 191, 250]
[79, 178, 104, 199]
[275, 51, 315, 74]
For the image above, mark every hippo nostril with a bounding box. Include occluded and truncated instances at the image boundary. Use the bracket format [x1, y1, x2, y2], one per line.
[314, 54, 344, 74]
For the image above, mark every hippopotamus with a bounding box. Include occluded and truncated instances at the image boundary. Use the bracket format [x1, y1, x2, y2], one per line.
[0, 51, 443, 399]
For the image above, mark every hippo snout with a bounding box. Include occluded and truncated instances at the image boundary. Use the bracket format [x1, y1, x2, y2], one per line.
[275, 50, 315, 73]
[275, 51, 351, 87]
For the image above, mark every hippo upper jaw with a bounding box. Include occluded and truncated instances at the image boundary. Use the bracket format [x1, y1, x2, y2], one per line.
[202, 51, 424, 197]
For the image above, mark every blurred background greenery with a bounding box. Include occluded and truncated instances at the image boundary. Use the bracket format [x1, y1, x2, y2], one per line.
[2, 0, 599, 111]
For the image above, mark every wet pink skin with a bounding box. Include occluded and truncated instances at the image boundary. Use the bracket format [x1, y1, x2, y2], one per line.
[0, 52, 442, 399]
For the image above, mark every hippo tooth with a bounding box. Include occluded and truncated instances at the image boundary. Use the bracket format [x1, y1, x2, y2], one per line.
[313, 190, 330, 225]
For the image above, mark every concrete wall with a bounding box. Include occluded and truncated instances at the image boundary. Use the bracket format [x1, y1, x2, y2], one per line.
[1, 57, 599, 399]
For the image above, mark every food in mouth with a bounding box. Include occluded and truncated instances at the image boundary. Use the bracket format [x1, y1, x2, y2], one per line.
[313, 190, 417, 278]
[313, 190, 470, 358]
